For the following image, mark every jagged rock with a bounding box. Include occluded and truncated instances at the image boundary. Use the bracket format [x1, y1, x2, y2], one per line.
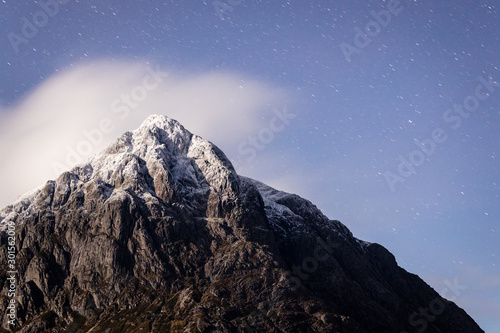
[0, 115, 483, 332]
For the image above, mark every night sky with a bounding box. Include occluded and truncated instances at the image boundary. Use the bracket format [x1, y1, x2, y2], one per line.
[1, 1, 499, 330]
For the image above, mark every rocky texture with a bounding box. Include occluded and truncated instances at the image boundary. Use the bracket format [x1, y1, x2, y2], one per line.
[0, 115, 483, 332]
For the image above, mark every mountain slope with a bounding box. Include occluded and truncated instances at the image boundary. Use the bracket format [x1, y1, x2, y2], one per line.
[0, 115, 483, 332]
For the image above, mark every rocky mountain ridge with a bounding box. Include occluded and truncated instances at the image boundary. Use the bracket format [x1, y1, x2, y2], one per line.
[0, 115, 484, 332]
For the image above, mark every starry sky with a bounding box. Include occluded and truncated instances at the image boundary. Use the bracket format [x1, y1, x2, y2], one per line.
[1, 1, 499, 331]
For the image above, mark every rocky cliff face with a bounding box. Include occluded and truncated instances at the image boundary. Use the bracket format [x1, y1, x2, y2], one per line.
[0, 115, 483, 332]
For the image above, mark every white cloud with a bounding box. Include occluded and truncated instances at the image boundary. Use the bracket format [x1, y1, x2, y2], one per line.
[0, 60, 290, 208]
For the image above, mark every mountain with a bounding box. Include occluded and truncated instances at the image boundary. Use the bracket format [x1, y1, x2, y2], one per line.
[0, 115, 483, 332]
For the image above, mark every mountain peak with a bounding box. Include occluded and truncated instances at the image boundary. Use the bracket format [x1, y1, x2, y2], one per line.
[138, 113, 183, 131]
[102, 114, 193, 158]
[133, 114, 193, 153]
[0, 114, 239, 231]
[0, 115, 484, 332]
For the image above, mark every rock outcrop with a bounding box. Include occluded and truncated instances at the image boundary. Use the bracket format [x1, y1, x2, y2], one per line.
[0, 115, 484, 332]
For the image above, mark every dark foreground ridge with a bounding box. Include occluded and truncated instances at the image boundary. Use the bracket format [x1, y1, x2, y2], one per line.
[0, 115, 483, 332]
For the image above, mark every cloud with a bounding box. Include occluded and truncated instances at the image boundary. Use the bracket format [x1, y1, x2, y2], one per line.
[0, 60, 290, 208]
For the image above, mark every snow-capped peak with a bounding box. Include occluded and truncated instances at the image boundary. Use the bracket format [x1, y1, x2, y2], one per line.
[0, 114, 239, 231]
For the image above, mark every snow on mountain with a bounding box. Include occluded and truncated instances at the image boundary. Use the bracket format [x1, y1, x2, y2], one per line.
[0, 114, 485, 333]
[2, 115, 281, 233]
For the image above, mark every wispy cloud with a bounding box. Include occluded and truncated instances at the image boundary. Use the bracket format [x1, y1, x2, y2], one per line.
[0, 60, 289, 208]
